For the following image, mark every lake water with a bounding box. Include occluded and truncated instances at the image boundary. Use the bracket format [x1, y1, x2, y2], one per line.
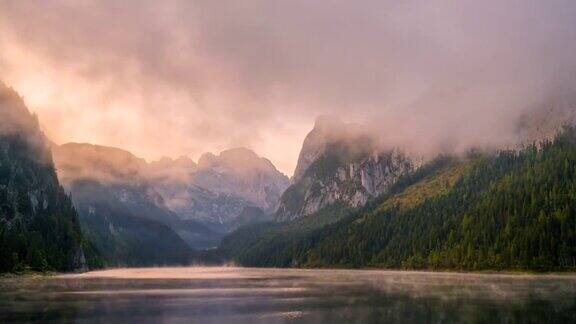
[1, 267, 576, 323]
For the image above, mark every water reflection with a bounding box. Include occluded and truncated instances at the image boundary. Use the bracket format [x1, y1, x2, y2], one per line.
[1, 267, 576, 323]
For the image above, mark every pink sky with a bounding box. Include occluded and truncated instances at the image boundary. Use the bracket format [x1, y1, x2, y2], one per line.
[1, 1, 575, 175]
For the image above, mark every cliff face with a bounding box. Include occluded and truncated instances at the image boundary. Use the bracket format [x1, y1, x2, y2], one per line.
[53, 143, 222, 255]
[148, 148, 289, 231]
[196, 148, 290, 212]
[275, 116, 414, 222]
[0, 82, 87, 272]
[53, 143, 289, 235]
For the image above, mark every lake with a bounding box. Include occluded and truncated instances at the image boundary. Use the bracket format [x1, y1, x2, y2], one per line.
[1, 267, 575, 323]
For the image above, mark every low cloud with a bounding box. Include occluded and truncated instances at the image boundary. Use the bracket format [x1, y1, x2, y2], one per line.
[1, 1, 575, 174]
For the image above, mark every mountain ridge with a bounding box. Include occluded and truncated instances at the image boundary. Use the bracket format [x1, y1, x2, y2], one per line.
[219, 128, 576, 271]
[275, 116, 414, 221]
[53, 142, 290, 234]
[0, 82, 93, 273]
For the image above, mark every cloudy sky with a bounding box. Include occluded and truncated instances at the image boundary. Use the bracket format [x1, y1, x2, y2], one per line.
[1, 0, 575, 175]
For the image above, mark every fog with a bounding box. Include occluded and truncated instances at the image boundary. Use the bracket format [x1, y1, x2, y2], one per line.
[4, 267, 576, 322]
[0, 81, 53, 163]
[1, 1, 576, 174]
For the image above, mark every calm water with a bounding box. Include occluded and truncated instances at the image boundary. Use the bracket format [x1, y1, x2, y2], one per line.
[1, 267, 576, 323]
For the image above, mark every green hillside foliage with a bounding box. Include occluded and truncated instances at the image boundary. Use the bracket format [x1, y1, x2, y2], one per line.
[0, 135, 97, 273]
[223, 127, 576, 271]
[378, 161, 473, 212]
[71, 179, 195, 267]
[219, 202, 351, 266]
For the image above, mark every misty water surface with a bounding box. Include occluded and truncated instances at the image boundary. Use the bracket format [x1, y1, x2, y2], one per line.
[1, 267, 576, 323]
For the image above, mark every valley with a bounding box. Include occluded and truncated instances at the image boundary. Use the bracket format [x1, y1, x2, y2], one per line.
[2, 80, 576, 273]
[2, 2, 576, 322]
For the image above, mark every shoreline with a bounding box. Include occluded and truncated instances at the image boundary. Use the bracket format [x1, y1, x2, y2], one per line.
[3, 265, 576, 279]
[0, 271, 58, 278]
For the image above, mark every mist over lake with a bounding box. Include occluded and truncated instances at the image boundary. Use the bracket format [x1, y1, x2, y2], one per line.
[1, 267, 576, 323]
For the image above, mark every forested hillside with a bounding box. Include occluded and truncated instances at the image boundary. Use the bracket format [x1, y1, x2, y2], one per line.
[0, 83, 100, 273]
[222, 127, 576, 271]
[70, 180, 197, 266]
[219, 203, 351, 265]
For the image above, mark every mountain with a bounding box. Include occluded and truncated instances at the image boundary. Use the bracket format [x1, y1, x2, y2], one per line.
[275, 116, 414, 221]
[68, 179, 194, 266]
[226, 206, 272, 231]
[53, 143, 288, 254]
[52, 143, 218, 265]
[0, 82, 92, 273]
[220, 127, 576, 271]
[148, 147, 290, 232]
[197, 148, 289, 212]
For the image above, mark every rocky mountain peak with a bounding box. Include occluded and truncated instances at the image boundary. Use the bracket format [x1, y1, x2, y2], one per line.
[198, 147, 280, 175]
[174, 156, 197, 168]
[54, 142, 290, 232]
[292, 115, 369, 183]
[197, 152, 217, 168]
[192, 147, 290, 216]
[276, 117, 414, 221]
[313, 114, 346, 132]
[150, 155, 197, 170]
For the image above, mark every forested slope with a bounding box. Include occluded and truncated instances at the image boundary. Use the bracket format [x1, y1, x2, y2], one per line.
[222, 128, 576, 271]
[0, 82, 100, 273]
